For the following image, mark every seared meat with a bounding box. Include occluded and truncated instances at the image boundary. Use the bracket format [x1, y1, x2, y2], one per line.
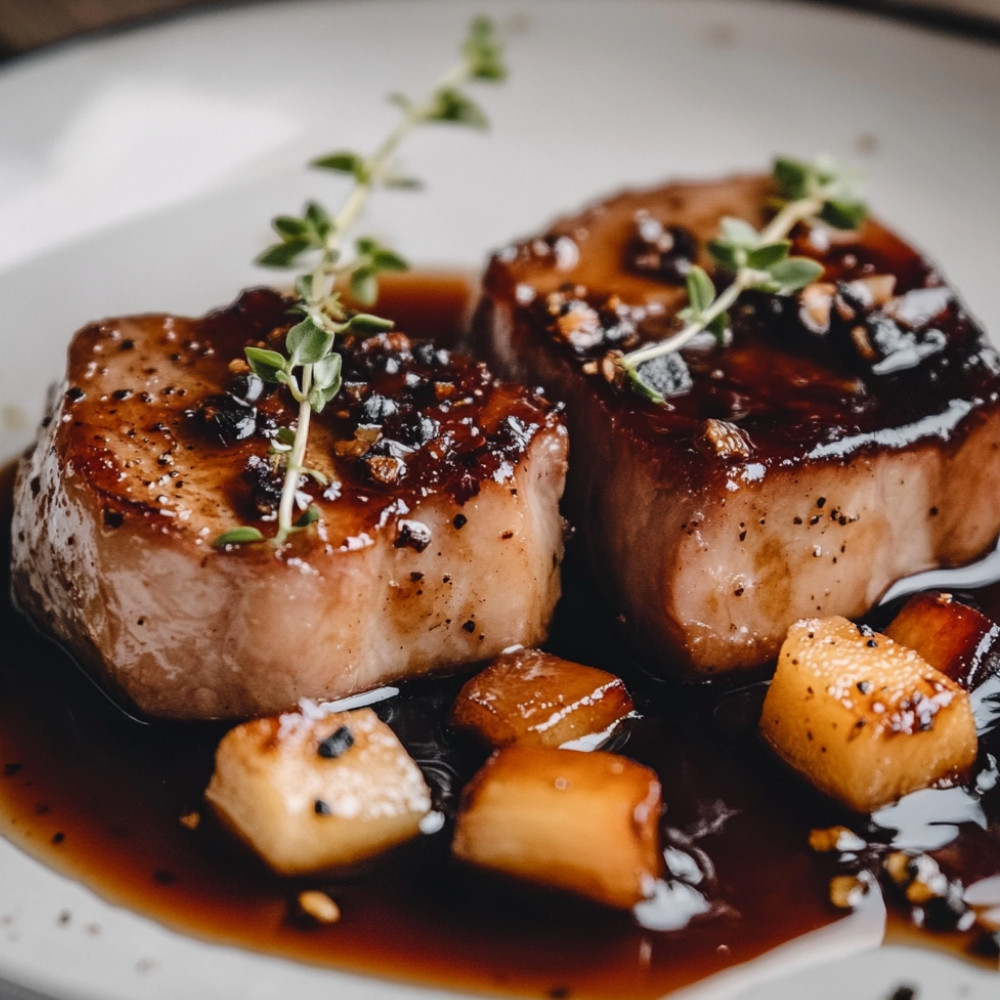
[12, 289, 567, 719]
[475, 174, 1000, 677]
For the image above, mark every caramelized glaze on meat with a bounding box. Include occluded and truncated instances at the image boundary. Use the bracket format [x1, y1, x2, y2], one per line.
[475, 174, 1000, 676]
[12, 288, 568, 718]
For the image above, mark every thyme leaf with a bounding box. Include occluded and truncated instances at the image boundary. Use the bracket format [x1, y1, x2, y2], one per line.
[215, 526, 267, 547]
[216, 18, 505, 547]
[620, 155, 867, 403]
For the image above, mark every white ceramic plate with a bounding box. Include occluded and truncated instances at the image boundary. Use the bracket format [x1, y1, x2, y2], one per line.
[1, 1, 999, 997]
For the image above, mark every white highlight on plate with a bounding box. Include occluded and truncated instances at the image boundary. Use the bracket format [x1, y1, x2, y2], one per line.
[0, 79, 298, 270]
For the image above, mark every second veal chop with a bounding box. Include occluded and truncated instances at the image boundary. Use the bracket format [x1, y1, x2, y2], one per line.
[12, 289, 567, 719]
[476, 174, 1000, 678]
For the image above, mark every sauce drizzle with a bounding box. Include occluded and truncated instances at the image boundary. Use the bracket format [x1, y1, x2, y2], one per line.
[0, 275, 997, 999]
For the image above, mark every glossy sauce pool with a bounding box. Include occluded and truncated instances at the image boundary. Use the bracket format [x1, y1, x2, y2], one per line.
[1, 274, 998, 999]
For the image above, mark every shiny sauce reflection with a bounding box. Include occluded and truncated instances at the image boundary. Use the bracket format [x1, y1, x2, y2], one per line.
[0, 274, 997, 999]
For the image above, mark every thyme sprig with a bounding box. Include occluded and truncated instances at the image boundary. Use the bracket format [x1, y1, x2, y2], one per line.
[620, 156, 867, 402]
[216, 18, 505, 547]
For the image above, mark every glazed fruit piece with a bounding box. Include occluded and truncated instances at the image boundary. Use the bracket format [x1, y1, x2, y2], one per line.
[452, 744, 662, 908]
[884, 591, 1000, 691]
[759, 616, 977, 813]
[449, 647, 634, 749]
[206, 707, 432, 875]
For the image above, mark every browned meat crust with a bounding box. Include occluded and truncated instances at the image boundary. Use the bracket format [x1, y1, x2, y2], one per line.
[12, 288, 568, 719]
[475, 174, 1000, 677]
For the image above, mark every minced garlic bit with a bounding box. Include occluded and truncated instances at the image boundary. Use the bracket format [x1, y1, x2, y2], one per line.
[885, 851, 951, 905]
[296, 890, 341, 925]
[698, 418, 752, 460]
[808, 825, 866, 854]
[828, 871, 873, 910]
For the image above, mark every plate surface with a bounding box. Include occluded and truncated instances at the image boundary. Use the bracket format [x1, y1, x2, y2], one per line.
[0, 1, 999, 997]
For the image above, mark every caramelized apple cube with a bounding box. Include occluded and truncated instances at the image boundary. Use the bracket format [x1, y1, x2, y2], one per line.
[449, 648, 634, 749]
[452, 745, 661, 908]
[759, 617, 977, 813]
[885, 591, 1000, 690]
[205, 706, 432, 875]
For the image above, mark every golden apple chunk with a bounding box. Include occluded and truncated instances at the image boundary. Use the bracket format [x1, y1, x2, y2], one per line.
[884, 590, 999, 690]
[449, 648, 634, 749]
[759, 616, 977, 813]
[452, 745, 662, 908]
[205, 706, 432, 875]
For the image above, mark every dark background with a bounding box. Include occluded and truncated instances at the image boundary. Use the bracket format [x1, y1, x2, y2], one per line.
[0, 0, 998, 63]
[0, 0, 237, 59]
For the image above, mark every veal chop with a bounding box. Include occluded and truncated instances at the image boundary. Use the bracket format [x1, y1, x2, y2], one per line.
[11, 288, 567, 719]
[475, 174, 1000, 677]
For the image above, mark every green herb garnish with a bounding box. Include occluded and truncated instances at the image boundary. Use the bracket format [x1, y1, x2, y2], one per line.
[620, 155, 867, 402]
[216, 18, 505, 548]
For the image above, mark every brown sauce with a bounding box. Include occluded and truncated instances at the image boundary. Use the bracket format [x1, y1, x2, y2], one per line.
[1, 273, 998, 999]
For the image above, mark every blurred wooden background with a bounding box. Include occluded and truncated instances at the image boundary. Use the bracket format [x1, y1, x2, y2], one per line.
[0, 0, 239, 57]
[0, 0, 997, 60]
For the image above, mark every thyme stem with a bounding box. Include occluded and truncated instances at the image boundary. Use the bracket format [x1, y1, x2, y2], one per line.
[621, 195, 825, 370]
[618, 155, 869, 404]
[275, 366, 314, 545]
[300, 55, 481, 323]
[214, 18, 506, 549]
[277, 58, 489, 544]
